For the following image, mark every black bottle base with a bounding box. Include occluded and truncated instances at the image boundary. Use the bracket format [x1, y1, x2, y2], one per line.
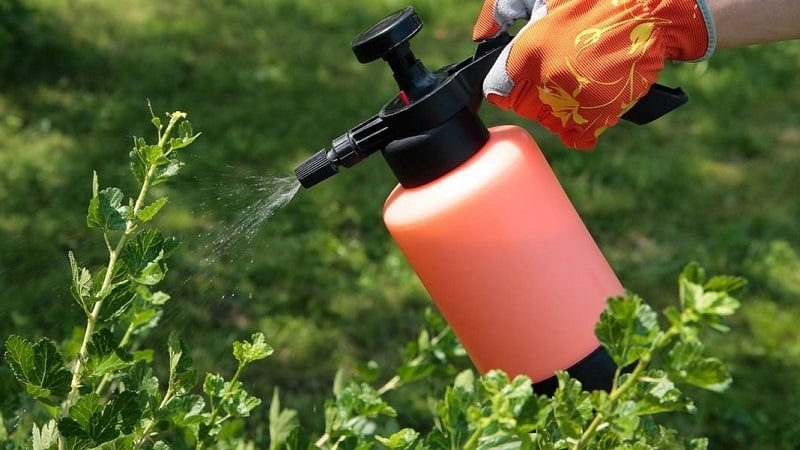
[532, 346, 620, 396]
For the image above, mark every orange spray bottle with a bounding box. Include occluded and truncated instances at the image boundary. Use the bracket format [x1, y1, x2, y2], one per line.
[294, 7, 687, 394]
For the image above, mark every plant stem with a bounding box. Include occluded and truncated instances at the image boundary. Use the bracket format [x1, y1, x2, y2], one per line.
[64, 112, 184, 410]
[575, 356, 648, 450]
[315, 433, 329, 448]
[463, 428, 482, 450]
[66, 230, 132, 407]
[196, 363, 246, 450]
[134, 380, 179, 450]
[574, 328, 680, 450]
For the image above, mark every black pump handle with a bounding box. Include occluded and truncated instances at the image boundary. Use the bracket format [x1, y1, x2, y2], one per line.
[621, 84, 688, 125]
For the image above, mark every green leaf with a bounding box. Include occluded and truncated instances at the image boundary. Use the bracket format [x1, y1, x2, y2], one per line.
[87, 187, 129, 231]
[376, 428, 421, 449]
[325, 381, 397, 438]
[131, 136, 164, 166]
[57, 418, 87, 440]
[129, 307, 161, 331]
[282, 427, 312, 450]
[202, 373, 225, 398]
[168, 120, 200, 151]
[685, 437, 709, 450]
[69, 251, 93, 314]
[680, 262, 706, 285]
[680, 278, 740, 318]
[106, 390, 141, 434]
[94, 435, 134, 450]
[667, 341, 732, 392]
[178, 119, 193, 138]
[81, 262, 134, 322]
[203, 372, 261, 416]
[136, 260, 166, 286]
[703, 275, 747, 294]
[397, 360, 435, 385]
[123, 228, 163, 274]
[137, 197, 169, 222]
[166, 394, 206, 426]
[479, 370, 535, 423]
[32, 420, 59, 450]
[59, 392, 141, 445]
[145, 289, 171, 306]
[83, 328, 134, 379]
[608, 400, 639, 441]
[123, 359, 159, 391]
[221, 385, 262, 417]
[123, 229, 175, 286]
[458, 370, 541, 449]
[125, 286, 170, 333]
[269, 388, 299, 449]
[130, 140, 148, 184]
[168, 332, 197, 394]
[93, 261, 129, 301]
[65, 393, 102, 433]
[438, 370, 475, 448]
[143, 143, 164, 165]
[596, 294, 661, 368]
[151, 156, 184, 186]
[4, 335, 70, 405]
[233, 332, 273, 366]
[97, 282, 136, 321]
[129, 129, 188, 186]
[343, 382, 396, 419]
[553, 372, 592, 440]
[86, 328, 121, 358]
[631, 370, 694, 416]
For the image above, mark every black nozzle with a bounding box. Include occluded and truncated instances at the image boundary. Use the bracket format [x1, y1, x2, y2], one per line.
[295, 149, 337, 188]
[295, 115, 392, 189]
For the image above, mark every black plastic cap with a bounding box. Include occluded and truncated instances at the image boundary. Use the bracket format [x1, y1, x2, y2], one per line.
[295, 149, 337, 188]
[351, 7, 422, 63]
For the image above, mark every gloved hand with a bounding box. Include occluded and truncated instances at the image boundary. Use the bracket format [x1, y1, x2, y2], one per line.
[473, 0, 716, 149]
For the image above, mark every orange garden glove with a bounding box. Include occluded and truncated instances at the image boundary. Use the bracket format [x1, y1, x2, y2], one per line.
[473, 0, 716, 149]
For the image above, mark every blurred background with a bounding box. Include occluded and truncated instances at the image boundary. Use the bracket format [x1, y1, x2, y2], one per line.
[1, 0, 798, 447]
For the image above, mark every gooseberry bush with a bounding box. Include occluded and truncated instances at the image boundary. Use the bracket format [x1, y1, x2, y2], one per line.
[1, 108, 743, 449]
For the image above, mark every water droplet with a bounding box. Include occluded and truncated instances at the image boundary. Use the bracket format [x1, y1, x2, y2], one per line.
[162, 172, 301, 318]
[206, 175, 301, 255]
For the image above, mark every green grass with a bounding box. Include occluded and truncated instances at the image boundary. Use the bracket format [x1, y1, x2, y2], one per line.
[1, 0, 799, 447]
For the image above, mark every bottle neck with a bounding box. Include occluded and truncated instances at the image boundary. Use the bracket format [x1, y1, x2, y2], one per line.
[381, 109, 489, 188]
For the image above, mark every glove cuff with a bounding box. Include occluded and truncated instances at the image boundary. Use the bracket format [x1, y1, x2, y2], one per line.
[659, 0, 717, 62]
[690, 0, 717, 61]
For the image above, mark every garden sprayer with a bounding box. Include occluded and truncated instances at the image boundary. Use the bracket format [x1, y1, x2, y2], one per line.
[294, 7, 686, 394]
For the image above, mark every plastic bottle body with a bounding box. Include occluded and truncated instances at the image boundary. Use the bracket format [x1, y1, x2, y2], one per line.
[382, 125, 623, 382]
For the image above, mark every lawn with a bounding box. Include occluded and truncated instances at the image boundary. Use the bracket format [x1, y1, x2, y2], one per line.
[1, 0, 799, 447]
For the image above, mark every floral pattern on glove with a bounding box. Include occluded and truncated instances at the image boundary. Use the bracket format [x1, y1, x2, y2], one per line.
[475, 0, 713, 149]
